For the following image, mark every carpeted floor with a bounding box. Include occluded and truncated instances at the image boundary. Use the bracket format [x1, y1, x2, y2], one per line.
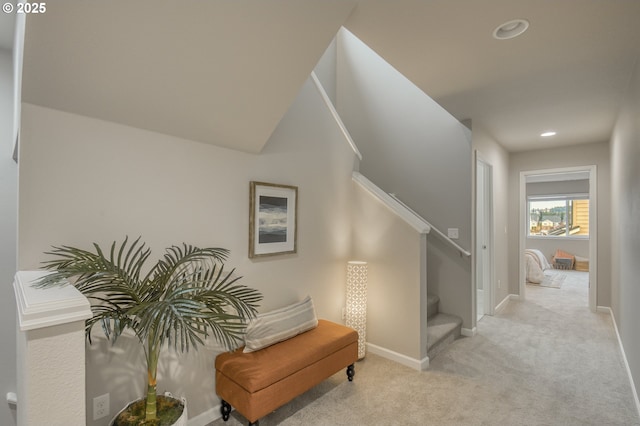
[208, 271, 640, 425]
[538, 269, 567, 288]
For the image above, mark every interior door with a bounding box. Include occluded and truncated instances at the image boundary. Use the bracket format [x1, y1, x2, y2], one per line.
[476, 157, 493, 321]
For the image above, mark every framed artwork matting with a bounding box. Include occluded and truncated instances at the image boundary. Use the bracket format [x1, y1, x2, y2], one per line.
[249, 181, 298, 258]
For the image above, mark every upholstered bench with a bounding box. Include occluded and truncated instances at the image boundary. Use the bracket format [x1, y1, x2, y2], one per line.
[215, 319, 358, 426]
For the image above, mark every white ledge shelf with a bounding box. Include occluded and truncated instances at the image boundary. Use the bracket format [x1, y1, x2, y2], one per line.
[14, 270, 91, 331]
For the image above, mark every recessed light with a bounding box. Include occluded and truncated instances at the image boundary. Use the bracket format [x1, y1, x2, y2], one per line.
[541, 131, 557, 137]
[493, 19, 530, 40]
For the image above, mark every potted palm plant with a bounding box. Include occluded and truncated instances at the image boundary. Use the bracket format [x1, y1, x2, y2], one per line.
[36, 237, 262, 425]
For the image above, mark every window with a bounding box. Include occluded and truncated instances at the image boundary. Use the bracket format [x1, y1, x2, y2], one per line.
[528, 196, 589, 238]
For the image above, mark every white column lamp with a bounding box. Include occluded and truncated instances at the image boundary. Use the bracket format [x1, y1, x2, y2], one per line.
[346, 261, 368, 359]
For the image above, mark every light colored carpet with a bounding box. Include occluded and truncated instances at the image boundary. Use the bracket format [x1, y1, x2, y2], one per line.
[208, 271, 639, 425]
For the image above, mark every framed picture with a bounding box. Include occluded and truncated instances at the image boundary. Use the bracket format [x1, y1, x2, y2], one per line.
[249, 181, 298, 258]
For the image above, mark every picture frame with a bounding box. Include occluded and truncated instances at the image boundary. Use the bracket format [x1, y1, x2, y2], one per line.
[249, 181, 298, 258]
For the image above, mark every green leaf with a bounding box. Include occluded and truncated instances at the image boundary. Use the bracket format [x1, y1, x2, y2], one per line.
[37, 237, 263, 421]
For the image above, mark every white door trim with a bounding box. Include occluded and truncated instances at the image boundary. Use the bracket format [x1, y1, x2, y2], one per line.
[474, 151, 495, 323]
[518, 165, 597, 312]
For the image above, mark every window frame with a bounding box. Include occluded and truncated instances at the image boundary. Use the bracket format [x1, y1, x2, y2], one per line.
[526, 193, 589, 240]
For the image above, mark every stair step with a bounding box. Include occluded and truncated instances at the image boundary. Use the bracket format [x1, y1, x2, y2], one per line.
[427, 312, 462, 360]
[426, 294, 440, 319]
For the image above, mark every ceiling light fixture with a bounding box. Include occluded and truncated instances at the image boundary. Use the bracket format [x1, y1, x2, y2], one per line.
[541, 131, 557, 137]
[493, 19, 529, 40]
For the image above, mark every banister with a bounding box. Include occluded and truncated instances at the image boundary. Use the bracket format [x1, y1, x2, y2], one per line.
[352, 172, 431, 234]
[310, 71, 363, 161]
[389, 193, 471, 258]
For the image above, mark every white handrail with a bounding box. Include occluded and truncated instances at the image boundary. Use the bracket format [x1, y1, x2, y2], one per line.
[389, 193, 471, 258]
[352, 172, 431, 234]
[310, 71, 363, 161]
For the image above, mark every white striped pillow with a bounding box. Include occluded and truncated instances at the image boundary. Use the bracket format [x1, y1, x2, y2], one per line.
[243, 296, 318, 353]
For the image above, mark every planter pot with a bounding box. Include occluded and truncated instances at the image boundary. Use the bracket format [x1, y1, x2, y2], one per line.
[110, 392, 187, 426]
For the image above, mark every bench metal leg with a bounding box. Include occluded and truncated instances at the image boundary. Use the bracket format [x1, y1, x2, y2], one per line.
[220, 399, 231, 421]
[347, 364, 355, 381]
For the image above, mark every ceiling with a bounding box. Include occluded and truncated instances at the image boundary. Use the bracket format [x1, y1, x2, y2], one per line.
[12, 0, 640, 153]
[345, 0, 640, 151]
[20, 0, 358, 153]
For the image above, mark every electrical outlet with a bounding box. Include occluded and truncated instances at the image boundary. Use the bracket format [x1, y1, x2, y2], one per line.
[341, 307, 346, 320]
[498, 279, 501, 289]
[93, 393, 109, 420]
[447, 228, 459, 239]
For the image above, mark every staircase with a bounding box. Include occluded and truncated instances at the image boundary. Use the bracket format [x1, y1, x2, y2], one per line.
[426, 294, 462, 361]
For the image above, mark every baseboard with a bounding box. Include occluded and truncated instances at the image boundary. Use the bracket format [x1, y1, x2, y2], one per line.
[366, 342, 428, 371]
[461, 327, 476, 337]
[495, 294, 518, 313]
[188, 405, 220, 426]
[601, 306, 640, 419]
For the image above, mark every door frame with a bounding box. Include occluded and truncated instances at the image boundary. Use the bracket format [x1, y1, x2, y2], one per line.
[518, 165, 597, 312]
[474, 151, 495, 323]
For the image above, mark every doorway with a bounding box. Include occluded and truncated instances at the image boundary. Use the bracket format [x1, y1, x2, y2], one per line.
[518, 166, 597, 312]
[475, 155, 493, 321]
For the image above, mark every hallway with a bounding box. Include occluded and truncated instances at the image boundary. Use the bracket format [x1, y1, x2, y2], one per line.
[210, 270, 639, 425]
[430, 270, 638, 425]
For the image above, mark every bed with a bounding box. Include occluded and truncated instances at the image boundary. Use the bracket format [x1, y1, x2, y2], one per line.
[525, 249, 552, 284]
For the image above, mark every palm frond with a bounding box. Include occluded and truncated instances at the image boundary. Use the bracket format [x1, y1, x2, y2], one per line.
[147, 244, 228, 285]
[38, 238, 262, 422]
[133, 261, 262, 353]
[37, 237, 150, 305]
[39, 238, 262, 354]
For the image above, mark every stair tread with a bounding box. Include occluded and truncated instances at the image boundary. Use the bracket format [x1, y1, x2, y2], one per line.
[427, 312, 462, 351]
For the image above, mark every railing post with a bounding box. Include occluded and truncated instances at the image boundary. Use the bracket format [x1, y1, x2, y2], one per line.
[13, 270, 92, 426]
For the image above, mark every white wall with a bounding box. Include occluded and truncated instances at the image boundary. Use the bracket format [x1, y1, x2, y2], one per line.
[351, 181, 426, 362]
[0, 47, 18, 426]
[525, 239, 589, 264]
[314, 38, 338, 105]
[17, 76, 357, 424]
[336, 28, 473, 327]
[610, 57, 640, 402]
[471, 126, 510, 311]
[508, 142, 611, 306]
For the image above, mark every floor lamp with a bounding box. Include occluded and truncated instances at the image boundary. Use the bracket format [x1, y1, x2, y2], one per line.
[346, 261, 368, 359]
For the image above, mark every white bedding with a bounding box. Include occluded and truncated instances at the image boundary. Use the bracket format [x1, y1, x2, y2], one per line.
[525, 249, 551, 284]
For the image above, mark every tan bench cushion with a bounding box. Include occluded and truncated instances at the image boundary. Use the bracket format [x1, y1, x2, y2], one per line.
[216, 319, 357, 394]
